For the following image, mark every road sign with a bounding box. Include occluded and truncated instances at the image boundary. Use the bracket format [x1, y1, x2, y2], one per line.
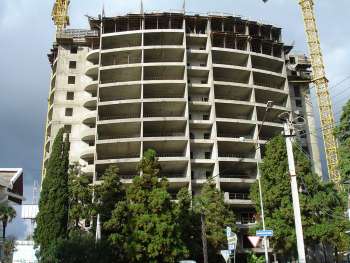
[228, 244, 235, 251]
[256, 230, 273, 237]
[226, 226, 237, 252]
[247, 236, 260, 248]
[220, 250, 230, 263]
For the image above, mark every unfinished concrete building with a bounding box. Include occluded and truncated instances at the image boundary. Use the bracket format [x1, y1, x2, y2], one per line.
[43, 12, 322, 253]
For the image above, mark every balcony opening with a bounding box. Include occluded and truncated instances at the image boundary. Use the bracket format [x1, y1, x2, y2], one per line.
[219, 161, 257, 179]
[248, 23, 260, 37]
[236, 37, 247, 51]
[143, 120, 186, 137]
[262, 42, 272, 56]
[271, 28, 281, 42]
[217, 122, 255, 139]
[223, 17, 235, 32]
[261, 25, 271, 41]
[211, 17, 224, 32]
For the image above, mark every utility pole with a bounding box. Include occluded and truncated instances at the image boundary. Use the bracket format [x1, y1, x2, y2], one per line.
[256, 101, 273, 263]
[201, 213, 208, 263]
[283, 114, 306, 263]
[257, 169, 269, 263]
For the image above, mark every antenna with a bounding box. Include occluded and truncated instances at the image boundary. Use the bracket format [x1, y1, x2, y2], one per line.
[32, 180, 38, 205]
[140, 0, 144, 15]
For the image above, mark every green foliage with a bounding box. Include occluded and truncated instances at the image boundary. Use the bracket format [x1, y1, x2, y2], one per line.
[94, 164, 124, 231]
[193, 180, 237, 260]
[105, 149, 188, 263]
[34, 128, 70, 259]
[250, 135, 350, 257]
[335, 100, 350, 183]
[40, 231, 115, 263]
[0, 203, 16, 239]
[247, 252, 265, 263]
[334, 100, 350, 143]
[67, 163, 93, 231]
[174, 188, 202, 262]
[1, 236, 16, 263]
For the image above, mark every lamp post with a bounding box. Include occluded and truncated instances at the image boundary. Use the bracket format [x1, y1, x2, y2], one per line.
[256, 101, 273, 263]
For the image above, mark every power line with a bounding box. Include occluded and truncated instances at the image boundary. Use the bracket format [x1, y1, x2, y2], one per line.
[292, 140, 323, 175]
[292, 141, 348, 221]
[329, 75, 350, 91]
[330, 86, 350, 101]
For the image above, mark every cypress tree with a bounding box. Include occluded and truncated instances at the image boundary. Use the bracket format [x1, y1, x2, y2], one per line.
[34, 128, 70, 261]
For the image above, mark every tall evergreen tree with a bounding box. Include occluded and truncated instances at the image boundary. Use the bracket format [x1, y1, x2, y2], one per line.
[193, 180, 237, 262]
[105, 149, 188, 263]
[67, 163, 93, 231]
[174, 188, 202, 262]
[94, 164, 124, 233]
[34, 128, 70, 261]
[250, 135, 350, 260]
[334, 100, 350, 183]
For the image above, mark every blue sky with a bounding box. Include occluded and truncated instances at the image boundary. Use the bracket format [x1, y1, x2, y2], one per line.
[0, 0, 349, 239]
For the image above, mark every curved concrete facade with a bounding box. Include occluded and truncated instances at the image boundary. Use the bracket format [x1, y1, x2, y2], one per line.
[43, 13, 322, 248]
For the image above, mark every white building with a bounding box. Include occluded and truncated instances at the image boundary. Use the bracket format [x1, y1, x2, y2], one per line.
[0, 168, 24, 205]
[12, 240, 38, 263]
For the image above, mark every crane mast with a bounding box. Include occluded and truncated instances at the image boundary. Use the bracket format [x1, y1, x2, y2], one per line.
[52, 0, 70, 31]
[298, 0, 340, 186]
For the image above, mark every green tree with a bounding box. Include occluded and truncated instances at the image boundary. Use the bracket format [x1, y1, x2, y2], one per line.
[67, 163, 93, 231]
[174, 188, 202, 262]
[105, 149, 188, 263]
[247, 252, 265, 263]
[250, 135, 350, 260]
[34, 128, 70, 261]
[334, 100, 350, 183]
[42, 231, 115, 263]
[94, 164, 124, 233]
[193, 180, 237, 262]
[0, 203, 16, 239]
[2, 236, 16, 263]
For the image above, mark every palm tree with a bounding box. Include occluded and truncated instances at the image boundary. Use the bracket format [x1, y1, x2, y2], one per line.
[0, 203, 16, 239]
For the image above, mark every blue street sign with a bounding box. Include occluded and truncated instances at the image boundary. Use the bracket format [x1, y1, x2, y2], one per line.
[228, 244, 235, 251]
[256, 230, 273, 237]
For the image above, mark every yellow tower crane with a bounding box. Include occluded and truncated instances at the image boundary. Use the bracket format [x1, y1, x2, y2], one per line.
[264, 0, 340, 187]
[52, 0, 70, 31]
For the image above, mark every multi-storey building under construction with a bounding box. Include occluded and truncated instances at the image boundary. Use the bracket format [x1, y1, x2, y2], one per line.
[43, 11, 322, 252]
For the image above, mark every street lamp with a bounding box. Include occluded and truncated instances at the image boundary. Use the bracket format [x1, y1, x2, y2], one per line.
[256, 101, 274, 263]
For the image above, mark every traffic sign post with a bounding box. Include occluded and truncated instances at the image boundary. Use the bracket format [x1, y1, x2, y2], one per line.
[220, 250, 230, 263]
[256, 230, 273, 237]
[226, 227, 238, 263]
